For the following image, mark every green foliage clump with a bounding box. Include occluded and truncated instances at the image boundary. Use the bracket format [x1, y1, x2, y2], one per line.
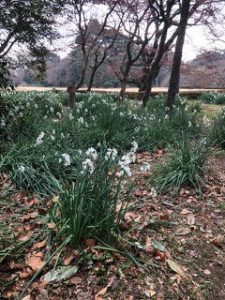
[209, 109, 225, 149]
[137, 97, 201, 152]
[153, 135, 209, 194]
[0, 91, 64, 141]
[53, 160, 125, 247]
[200, 92, 225, 105]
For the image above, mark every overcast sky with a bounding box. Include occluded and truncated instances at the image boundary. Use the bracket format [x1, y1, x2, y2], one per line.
[183, 25, 225, 61]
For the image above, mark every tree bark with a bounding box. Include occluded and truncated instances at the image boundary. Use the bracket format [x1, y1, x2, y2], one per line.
[67, 86, 76, 107]
[166, 0, 191, 110]
[142, 75, 153, 107]
[141, 25, 169, 106]
[87, 67, 97, 92]
[119, 80, 128, 102]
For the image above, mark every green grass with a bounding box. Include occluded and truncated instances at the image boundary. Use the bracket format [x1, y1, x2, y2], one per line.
[153, 134, 210, 194]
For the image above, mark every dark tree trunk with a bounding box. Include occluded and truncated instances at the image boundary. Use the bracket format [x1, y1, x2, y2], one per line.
[142, 89, 151, 107]
[67, 86, 77, 107]
[139, 68, 149, 92]
[142, 66, 160, 106]
[166, 0, 191, 110]
[67, 60, 87, 107]
[141, 26, 169, 106]
[119, 80, 128, 102]
[142, 79, 153, 107]
[87, 67, 97, 92]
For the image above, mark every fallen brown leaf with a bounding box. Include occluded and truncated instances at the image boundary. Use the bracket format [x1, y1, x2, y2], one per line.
[85, 239, 96, 248]
[33, 240, 47, 250]
[181, 208, 192, 215]
[64, 253, 75, 266]
[21, 295, 32, 300]
[27, 198, 40, 207]
[203, 269, 211, 275]
[167, 259, 187, 279]
[26, 253, 44, 272]
[145, 236, 153, 253]
[186, 213, 195, 225]
[21, 211, 39, 221]
[9, 260, 23, 270]
[17, 231, 33, 241]
[69, 276, 83, 285]
[175, 226, 192, 236]
[95, 287, 108, 300]
[47, 222, 56, 229]
[211, 235, 223, 248]
[19, 270, 33, 279]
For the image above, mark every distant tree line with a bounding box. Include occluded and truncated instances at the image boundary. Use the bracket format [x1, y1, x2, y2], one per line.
[1, 0, 225, 109]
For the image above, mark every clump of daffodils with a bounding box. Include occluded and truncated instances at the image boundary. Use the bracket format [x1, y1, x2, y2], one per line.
[131, 141, 138, 152]
[203, 116, 211, 127]
[80, 148, 98, 175]
[86, 147, 98, 161]
[18, 165, 26, 173]
[78, 117, 84, 124]
[35, 131, 45, 146]
[82, 158, 94, 174]
[59, 153, 72, 166]
[118, 141, 138, 177]
[1, 119, 6, 128]
[150, 188, 157, 198]
[105, 148, 118, 161]
[68, 113, 74, 120]
[140, 162, 151, 173]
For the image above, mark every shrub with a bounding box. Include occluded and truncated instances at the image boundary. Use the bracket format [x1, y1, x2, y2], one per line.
[153, 135, 209, 193]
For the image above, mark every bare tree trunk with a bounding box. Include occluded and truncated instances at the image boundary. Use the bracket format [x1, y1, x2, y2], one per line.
[119, 80, 127, 102]
[141, 26, 169, 106]
[142, 78, 153, 107]
[140, 64, 162, 104]
[139, 69, 148, 92]
[87, 67, 97, 92]
[166, 0, 191, 110]
[67, 57, 88, 107]
[67, 86, 76, 107]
